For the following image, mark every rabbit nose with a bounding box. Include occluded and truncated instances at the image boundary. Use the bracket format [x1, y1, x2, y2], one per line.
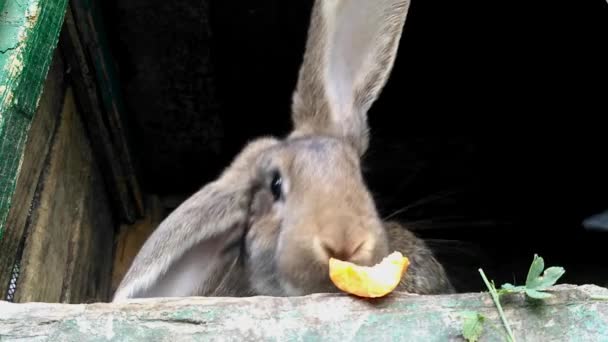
[321, 239, 365, 262]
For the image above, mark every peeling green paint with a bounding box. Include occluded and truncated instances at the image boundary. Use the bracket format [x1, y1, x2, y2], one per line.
[0, 0, 68, 241]
[1, 285, 607, 340]
[567, 304, 608, 340]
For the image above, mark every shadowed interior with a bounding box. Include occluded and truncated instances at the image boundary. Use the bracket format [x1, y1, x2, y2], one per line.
[99, 0, 608, 292]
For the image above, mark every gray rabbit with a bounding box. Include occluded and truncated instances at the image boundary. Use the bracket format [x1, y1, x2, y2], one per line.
[113, 0, 454, 301]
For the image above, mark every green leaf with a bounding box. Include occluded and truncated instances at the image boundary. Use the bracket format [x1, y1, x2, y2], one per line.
[534, 267, 566, 291]
[501, 282, 532, 298]
[461, 311, 485, 342]
[500, 283, 525, 293]
[501, 283, 516, 290]
[525, 288, 553, 299]
[524, 254, 566, 295]
[525, 254, 545, 288]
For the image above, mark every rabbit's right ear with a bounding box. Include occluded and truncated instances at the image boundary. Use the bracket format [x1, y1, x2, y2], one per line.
[291, 0, 411, 155]
[112, 138, 278, 301]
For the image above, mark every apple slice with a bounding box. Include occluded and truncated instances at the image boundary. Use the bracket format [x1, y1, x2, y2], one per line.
[329, 251, 410, 298]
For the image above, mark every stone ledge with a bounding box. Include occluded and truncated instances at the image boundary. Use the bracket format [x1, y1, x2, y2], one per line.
[1, 284, 607, 341]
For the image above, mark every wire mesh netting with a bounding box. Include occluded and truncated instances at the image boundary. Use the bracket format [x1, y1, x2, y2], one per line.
[6, 263, 19, 302]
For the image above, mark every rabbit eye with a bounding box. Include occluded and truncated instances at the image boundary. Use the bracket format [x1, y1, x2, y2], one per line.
[270, 171, 283, 201]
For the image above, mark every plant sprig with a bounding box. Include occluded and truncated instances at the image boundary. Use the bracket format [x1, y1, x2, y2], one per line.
[499, 254, 565, 299]
[465, 254, 566, 342]
[479, 268, 516, 342]
[461, 311, 485, 342]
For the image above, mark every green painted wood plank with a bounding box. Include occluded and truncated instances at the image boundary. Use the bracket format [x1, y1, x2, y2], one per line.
[0, 0, 68, 241]
[0, 285, 607, 341]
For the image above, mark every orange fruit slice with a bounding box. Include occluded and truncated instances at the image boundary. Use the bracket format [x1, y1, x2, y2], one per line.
[329, 251, 410, 298]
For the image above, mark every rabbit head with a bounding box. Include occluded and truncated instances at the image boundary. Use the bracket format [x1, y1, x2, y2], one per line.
[244, 136, 392, 295]
[113, 0, 412, 301]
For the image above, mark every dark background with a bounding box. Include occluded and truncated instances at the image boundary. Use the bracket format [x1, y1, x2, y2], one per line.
[100, 0, 608, 292]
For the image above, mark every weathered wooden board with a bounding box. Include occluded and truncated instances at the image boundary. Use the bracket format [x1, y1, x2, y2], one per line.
[13, 87, 115, 304]
[0, 50, 66, 299]
[0, 0, 68, 241]
[0, 285, 606, 341]
[59, 156, 115, 304]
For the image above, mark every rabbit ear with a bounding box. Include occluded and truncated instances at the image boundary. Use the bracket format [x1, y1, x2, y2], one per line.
[291, 0, 411, 155]
[112, 138, 278, 301]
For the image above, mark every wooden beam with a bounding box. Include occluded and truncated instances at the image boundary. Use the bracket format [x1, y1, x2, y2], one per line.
[13, 87, 115, 304]
[0, 0, 68, 240]
[0, 50, 66, 299]
[0, 285, 607, 341]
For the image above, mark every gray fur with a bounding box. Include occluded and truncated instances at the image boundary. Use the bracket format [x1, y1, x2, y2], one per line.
[386, 222, 455, 294]
[113, 0, 454, 302]
[291, 0, 411, 155]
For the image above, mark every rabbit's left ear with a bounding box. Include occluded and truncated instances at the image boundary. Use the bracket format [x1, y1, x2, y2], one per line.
[112, 138, 278, 301]
[291, 0, 411, 155]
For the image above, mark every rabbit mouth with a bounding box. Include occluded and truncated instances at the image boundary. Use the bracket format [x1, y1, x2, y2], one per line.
[268, 254, 334, 296]
[270, 228, 391, 296]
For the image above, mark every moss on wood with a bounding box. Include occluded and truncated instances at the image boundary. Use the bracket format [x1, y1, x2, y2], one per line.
[0, 284, 607, 341]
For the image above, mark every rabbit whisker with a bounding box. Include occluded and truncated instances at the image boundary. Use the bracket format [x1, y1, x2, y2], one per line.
[403, 217, 507, 230]
[382, 189, 462, 221]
